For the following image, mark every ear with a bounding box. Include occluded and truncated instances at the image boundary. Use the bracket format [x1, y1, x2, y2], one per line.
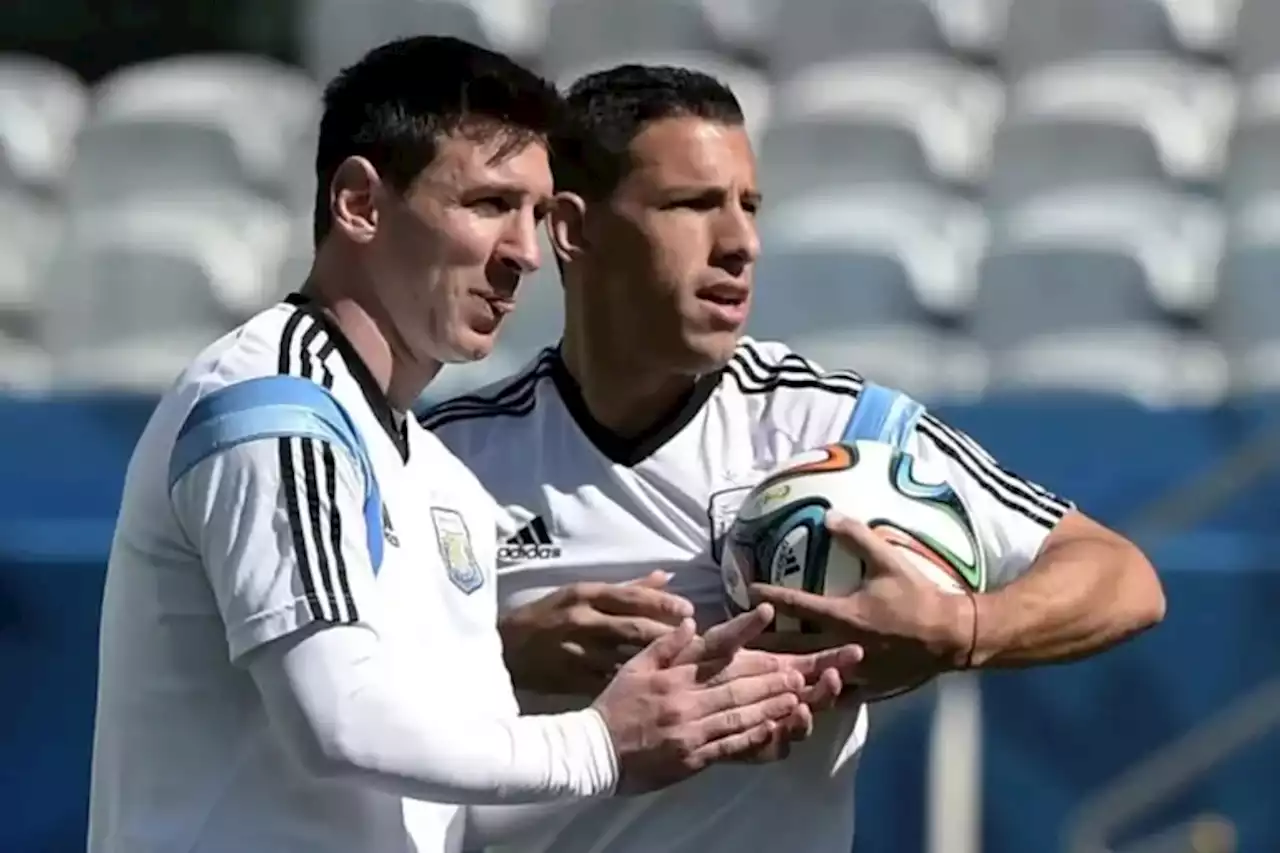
[330, 156, 382, 244]
[547, 191, 588, 266]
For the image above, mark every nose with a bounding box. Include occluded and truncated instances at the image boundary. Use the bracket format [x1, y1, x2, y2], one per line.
[712, 204, 760, 277]
[497, 207, 542, 276]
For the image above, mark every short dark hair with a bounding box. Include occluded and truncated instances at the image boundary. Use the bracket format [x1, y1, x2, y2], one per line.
[552, 64, 744, 200]
[313, 35, 563, 245]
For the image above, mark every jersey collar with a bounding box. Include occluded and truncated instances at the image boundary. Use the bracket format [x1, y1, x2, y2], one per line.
[549, 347, 721, 467]
[283, 293, 410, 462]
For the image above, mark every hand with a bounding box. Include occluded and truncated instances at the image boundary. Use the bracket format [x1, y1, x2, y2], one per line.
[592, 605, 813, 793]
[749, 512, 975, 701]
[500, 571, 694, 695]
[720, 643, 861, 762]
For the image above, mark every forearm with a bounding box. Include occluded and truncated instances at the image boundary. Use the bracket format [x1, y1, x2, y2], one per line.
[968, 525, 1165, 668]
[250, 625, 618, 804]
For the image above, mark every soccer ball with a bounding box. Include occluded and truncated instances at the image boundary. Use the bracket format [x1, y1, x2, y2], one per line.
[721, 440, 987, 632]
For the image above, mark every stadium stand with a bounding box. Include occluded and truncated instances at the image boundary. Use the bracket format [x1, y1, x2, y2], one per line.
[1, 0, 1279, 851]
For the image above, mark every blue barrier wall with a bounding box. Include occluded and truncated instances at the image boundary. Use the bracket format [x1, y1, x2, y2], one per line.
[3, 394, 1279, 852]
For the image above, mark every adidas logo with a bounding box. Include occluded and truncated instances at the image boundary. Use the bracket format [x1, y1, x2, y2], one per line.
[498, 517, 561, 564]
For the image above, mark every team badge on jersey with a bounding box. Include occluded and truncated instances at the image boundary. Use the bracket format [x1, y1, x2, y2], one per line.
[430, 507, 484, 594]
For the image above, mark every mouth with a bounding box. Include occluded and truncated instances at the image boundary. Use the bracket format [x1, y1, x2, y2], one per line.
[696, 282, 749, 309]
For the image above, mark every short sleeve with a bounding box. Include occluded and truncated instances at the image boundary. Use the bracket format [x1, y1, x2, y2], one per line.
[905, 412, 1075, 589]
[170, 434, 381, 663]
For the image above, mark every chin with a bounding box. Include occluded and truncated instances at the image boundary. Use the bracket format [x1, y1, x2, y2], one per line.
[680, 329, 742, 373]
[439, 326, 498, 364]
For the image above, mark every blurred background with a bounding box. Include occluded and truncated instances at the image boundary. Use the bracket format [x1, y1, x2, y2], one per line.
[1, 0, 1278, 851]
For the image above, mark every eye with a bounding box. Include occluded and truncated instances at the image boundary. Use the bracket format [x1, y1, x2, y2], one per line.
[470, 196, 516, 214]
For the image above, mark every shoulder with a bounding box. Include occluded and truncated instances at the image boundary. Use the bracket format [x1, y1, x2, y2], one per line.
[722, 337, 865, 401]
[417, 349, 556, 434]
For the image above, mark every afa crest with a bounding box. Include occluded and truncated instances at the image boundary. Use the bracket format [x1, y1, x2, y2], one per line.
[430, 507, 484, 594]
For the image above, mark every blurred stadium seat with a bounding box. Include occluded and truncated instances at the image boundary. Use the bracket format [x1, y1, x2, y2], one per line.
[768, 0, 950, 80]
[1233, 0, 1280, 80]
[972, 243, 1229, 403]
[758, 116, 935, 197]
[984, 116, 1170, 205]
[999, 0, 1183, 76]
[1215, 200, 1280, 393]
[302, 0, 491, 84]
[68, 54, 319, 206]
[990, 184, 1225, 316]
[1006, 55, 1237, 183]
[542, 0, 720, 79]
[0, 54, 86, 193]
[40, 196, 286, 391]
[760, 186, 989, 317]
[770, 57, 1004, 185]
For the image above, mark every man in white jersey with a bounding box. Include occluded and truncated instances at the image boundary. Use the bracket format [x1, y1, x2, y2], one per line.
[88, 43, 859, 853]
[422, 65, 1168, 853]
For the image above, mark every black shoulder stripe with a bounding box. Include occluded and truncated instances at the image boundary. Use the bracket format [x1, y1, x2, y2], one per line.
[732, 340, 1068, 528]
[728, 343, 865, 397]
[277, 308, 358, 625]
[917, 413, 1071, 528]
[418, 355, 554, 430]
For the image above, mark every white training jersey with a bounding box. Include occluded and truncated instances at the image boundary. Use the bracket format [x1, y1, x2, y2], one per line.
[90, 294, 512, 853]
[423, 337, 1074, 853]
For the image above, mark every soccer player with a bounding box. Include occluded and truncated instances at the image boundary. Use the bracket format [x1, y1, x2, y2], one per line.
[88, 42, 849, 853]
[421, 65, 1168, 853]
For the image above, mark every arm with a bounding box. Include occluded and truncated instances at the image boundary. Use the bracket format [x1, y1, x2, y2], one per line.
[172, 436, 616, 803]
[967, 510, 1165, 668]
[912, 414, 1166, 668]
[248, 623, 616, 804]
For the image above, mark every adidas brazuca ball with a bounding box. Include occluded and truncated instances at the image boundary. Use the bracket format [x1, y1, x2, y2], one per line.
[721, 440, 987, 632]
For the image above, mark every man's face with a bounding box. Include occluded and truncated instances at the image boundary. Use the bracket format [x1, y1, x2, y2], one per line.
[581, 116, 761, 374]
[370, 132, 552, 365]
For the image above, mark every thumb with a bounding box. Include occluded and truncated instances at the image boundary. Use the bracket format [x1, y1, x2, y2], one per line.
[624, 617, 696, 672]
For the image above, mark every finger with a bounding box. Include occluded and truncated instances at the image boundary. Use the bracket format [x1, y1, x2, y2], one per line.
[825, 512, 905, 578]
[623, 618, 696, 672]
[581, 615, 679, 647]
[798, 668, 844, 712]
[692, 670, 806, 717]
[623, 570, 674, 589]
[700, 605, 775, 658]
[687, 721, 779, 771]
[685, 650, 786, 686]
[748, 631, 846, 654]
[592, 585, 694, 623]
[782, 643, 865, 682]
[748, 585, 854, 634]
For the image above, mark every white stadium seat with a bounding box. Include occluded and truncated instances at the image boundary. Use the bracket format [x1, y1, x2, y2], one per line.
[0, 192, 61, 332]
[760, 186, 990, 318]
[758, 117, 935, 198]
[984, 115, 1169, 205]
[771, 58, 1006, 186]
[302, 0, 492, 85]
[41, 196, 290, 391]
[1008, 56, 1237, 183]
[1215, 201, 1280, 392]
[991, 184, 1225, 317]
[0, 54, 87, 192]
[542, 0, 721, 80]
[768, 0, 951, 80]
[1000, 0, 1183, 77]
[973, 241, 1228, 404]
[554, 53, 772, 143]
[69, 54, 320, 205]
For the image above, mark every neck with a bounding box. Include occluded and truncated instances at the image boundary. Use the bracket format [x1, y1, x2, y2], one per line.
[559, 327, 698, 439]
[304, 249, 442, 412]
